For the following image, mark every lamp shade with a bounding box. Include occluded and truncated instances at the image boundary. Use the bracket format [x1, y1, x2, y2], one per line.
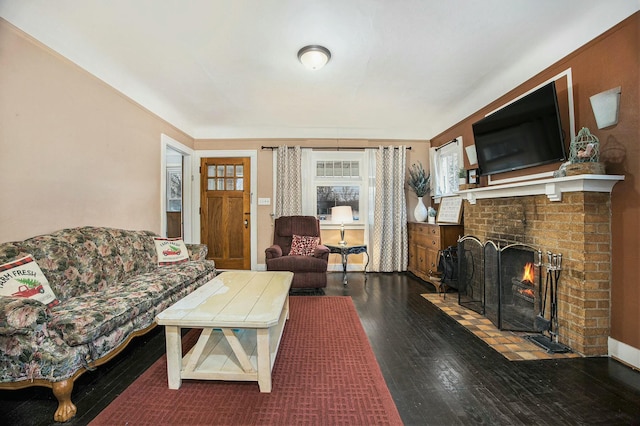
[331, 206, 353, 224]
[590, 86, 621, 129]
[298, 45, 331, 70]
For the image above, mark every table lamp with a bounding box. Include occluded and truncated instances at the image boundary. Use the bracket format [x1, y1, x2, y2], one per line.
[331, 206, 353, 246]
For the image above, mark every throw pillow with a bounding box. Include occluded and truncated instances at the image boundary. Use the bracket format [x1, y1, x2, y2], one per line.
[0, 255, 60, 308]
[289, 235, 320, 256]
[154, 237, 189, 265]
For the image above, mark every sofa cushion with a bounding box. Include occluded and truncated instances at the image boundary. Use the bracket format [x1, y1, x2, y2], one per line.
[0, 255, 60, 308]
[48, 260, 216, 346]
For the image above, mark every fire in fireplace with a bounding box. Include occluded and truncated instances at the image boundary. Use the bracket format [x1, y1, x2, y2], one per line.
[512, 262, 535, 303]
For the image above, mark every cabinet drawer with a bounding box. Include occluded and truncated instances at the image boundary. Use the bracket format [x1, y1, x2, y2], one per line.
[427, 234, 441, 248]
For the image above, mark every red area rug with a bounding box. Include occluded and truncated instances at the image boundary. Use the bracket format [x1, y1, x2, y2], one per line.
[90, 296, 402, 425]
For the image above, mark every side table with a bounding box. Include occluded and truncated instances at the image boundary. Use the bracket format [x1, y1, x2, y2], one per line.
[326, 244, 369, 285]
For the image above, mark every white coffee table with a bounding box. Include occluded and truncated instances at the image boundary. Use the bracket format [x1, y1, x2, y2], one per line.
[156, 270, 293, 392]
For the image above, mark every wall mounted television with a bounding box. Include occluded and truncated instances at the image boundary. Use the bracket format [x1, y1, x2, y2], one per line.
[472, 81, 567, 176]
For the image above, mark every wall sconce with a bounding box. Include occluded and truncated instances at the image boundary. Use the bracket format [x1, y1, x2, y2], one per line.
[331, 205, 353, 246]
[297, 45, 331, 70]
[589, 86, 621, 129]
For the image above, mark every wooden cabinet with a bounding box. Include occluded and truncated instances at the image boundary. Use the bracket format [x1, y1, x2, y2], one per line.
[407, 222, 463, 283]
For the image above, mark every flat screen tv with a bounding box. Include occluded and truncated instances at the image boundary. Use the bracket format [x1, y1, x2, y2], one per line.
[472, 81, 567, 176]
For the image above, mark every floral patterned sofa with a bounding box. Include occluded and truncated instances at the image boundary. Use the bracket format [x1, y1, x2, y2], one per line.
[0, 226, 217, 422]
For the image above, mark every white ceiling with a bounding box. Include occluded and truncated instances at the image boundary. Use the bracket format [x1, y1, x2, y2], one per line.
[1, 1, 638, 140]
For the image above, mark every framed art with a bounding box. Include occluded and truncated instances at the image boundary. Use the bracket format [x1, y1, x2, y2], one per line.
[436, 196, 463, 224]
[468, 168, 478, 185]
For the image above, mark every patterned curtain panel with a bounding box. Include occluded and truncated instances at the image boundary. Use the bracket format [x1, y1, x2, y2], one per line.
[275, 145, 302, 217]
[371, 146, 408, 272]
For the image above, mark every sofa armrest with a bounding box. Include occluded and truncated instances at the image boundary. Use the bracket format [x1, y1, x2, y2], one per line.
[313, 244, 330, 261]
[187, 243, 208, 261]
[0, 296, 50, 336]
[265, 244, 283, 260]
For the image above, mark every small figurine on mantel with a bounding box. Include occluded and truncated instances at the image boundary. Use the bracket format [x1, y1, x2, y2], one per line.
[554, 127, 605, 177]
[427, 207, 437, 224]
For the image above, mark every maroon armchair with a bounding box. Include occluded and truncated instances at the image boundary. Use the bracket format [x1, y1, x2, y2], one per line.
[265, 216, 329, 289]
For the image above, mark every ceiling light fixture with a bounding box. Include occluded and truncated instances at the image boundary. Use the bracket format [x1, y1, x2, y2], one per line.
[297, 45, 331, 70]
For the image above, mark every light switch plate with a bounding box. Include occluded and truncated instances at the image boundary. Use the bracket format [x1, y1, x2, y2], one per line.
[258, 197, 271, 205]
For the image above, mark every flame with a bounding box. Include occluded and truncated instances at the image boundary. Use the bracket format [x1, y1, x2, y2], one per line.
[521, 288, 535, 298]
[522, 262, 535, 283]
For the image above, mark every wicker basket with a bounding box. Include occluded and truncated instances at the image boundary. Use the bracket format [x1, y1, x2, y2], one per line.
[565, 162, 605, 176]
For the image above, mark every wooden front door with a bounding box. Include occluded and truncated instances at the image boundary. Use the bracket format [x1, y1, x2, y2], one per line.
[200, 157, 251, 269]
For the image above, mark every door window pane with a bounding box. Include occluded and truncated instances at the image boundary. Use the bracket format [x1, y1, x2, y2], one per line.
[236, 165, 243, 177]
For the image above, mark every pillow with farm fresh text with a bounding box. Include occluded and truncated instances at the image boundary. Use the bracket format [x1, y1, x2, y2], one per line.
[154, 237, 189, 265]
[0, 255, 60, 308]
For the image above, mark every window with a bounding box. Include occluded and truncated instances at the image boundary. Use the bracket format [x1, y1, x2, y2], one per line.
[302, 151, 367, 223]
[316, 185, 360, 219]
[431, 137, 464, 198]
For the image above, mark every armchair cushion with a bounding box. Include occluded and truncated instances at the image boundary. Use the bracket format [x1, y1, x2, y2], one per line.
[289, 235, 320, 256]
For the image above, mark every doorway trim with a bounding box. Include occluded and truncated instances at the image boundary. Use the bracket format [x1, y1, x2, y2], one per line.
[194, 149, 258, 270]
[161, 134, 194, 242]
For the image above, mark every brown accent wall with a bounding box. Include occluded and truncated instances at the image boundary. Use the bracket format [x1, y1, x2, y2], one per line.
[0, 19, 194, 243]
[432, 14, 640, 351]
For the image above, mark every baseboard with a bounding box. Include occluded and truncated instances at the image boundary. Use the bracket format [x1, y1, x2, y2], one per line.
[608, 337, 640, 370]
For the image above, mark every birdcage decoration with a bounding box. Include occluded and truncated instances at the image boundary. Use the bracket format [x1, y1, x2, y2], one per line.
[569, 127, 600, 163]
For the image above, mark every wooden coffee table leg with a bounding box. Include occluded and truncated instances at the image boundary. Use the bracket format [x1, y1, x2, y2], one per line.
[165, 325, 182, 389]
[256, 328, 271, 392]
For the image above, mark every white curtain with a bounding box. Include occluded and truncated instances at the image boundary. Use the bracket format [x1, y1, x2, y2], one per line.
[274, 145, 302, 217]
[370, 146, 408, 272]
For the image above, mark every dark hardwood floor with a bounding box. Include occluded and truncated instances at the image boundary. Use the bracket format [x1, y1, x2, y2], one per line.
[2, 272, 640, 425]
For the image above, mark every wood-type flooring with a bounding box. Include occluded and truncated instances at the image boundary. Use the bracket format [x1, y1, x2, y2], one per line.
[1, 272, 640, 425]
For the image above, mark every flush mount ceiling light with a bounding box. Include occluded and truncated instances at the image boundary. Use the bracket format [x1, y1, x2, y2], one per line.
[297, 45, 331, 70]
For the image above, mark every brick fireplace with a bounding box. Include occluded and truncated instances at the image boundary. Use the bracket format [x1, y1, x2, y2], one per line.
[458, 175, 623, 356]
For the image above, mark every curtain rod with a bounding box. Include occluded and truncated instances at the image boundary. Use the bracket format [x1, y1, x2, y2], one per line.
[261, 146, 411, 151]
[435, 138, 458, 152]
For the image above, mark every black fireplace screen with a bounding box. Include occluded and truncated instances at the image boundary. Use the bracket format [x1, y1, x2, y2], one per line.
[457, 238, 542, 332]
[458, 236, 484, 315]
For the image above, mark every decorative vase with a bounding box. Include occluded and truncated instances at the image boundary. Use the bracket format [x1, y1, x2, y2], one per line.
[414, 197, 428, 222]
[428, 216, 436, 224]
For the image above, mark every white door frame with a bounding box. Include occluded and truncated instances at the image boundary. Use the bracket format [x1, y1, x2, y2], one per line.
[194, 149, 258, 270]
[160, 134, 194, 242]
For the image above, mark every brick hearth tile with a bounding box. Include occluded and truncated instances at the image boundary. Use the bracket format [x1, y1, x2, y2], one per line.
[421, 294, 583, 361]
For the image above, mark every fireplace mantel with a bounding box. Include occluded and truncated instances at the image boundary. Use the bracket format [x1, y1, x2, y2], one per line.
[457, 174, 624, 204]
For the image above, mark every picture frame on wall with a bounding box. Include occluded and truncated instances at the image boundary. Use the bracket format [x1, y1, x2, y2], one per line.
[468, 168, 478, 185]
